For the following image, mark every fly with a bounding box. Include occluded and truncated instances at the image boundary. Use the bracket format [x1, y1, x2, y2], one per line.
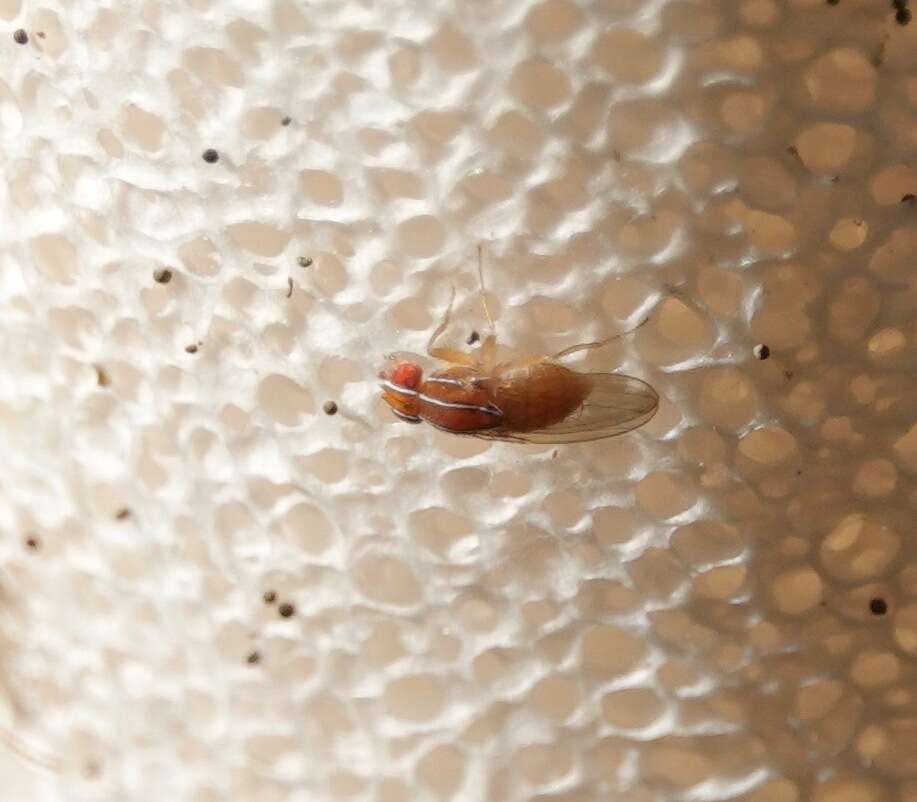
[379, 248, 659, 444]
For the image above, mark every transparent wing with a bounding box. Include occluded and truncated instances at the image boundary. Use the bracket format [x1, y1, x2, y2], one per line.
[475, 372, 658, 445]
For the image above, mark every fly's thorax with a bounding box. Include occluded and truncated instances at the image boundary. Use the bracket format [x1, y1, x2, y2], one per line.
[416, 367, 502, 433]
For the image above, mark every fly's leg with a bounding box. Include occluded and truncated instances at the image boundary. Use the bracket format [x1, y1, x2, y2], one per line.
[477, 245, 497, 336]
[549, 317, 649, 361]
[426, 285, 455, 356]
[427, 286, 475, 365]
[478, 334, 497, 372]
[429, 346, 475, 364]
[492, 353, 548, 373]
[476, 245, 499, 370]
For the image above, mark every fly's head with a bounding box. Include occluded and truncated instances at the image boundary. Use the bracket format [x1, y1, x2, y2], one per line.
[379, 360, 423, 423]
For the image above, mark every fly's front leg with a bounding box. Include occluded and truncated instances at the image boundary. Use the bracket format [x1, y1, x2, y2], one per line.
[427, 286, 475, 365]
[477, 334, 498, 371]
[426, 286, 455, 356]
[429, 345, 475, 365]
[473, 245, 500, 371]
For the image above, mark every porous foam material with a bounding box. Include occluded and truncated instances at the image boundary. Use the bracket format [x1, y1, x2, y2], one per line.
[1, 0, 915, 800]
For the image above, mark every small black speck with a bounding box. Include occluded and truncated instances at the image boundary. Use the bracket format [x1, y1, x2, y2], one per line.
[24, 535, 40, 551]
[297, 256, 314, 268]
[286, 277, 294, 298]
[786, 145, 799, 157]
[246, 650, 261, 664]
[869, 597, 888, 615]
[897, 8, 912, 24]
[753, 344, 770, 360]
[784, 370, 794, 380]
[466, 330, 480, 345]
[95, 365, 110, 387]
[185, 344, 198, 354]
[278, 602, 295, 618]
[323, 400, 338, 416]
[153, 268, 173, 284]
[281, 116, 292, 126]
[202, 148, 219, 164]
[83, 759, 102, 779]
[901, 193, 915, 204]
[115, 507, 131, 521]
[263, 590, 277, 604]
[13, 29, 28, 45]
[826, 0, 839, 5]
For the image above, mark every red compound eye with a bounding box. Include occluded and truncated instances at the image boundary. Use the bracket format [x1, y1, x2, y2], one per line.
[391, 362, 422, 390]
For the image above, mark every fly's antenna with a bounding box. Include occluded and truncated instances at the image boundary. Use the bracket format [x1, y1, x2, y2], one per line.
[477, 245, 497, 337]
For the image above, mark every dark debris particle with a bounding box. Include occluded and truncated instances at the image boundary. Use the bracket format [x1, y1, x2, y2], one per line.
[753, 344, 770, 361]
[83, 759, 102, 779]
[281, 116, 292, 126]
[202, 148, 219, 164]
[286, 277, 294, 298]
[95, 365, 110, 387]
[246, 650, 261, 664]
[115, 507, 131, 521]
[897, 8, 912, 24]
[466, 330, 480, 345]
[24, 535, 40, 551]
[185, 344, 198, 354]
[826, 0, 839, 5]
[870, 597, 888, 616]
[297, 256, 314, 268]
[153, 268, 173, 284]
[13, 29, 28, 44]
[323, 400, 338, 416]
[263, 590, 277, 604]
[902, 194, 916, 204]
[278, 602, 295, 618]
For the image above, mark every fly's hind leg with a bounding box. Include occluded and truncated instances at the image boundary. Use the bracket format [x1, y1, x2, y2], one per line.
[427, 286, 474, 365]
[549, 317, 649, 361]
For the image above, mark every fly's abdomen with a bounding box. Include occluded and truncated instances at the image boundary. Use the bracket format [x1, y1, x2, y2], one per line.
[493, 362, 591, 432]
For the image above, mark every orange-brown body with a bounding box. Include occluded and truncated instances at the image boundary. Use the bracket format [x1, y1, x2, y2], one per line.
[379, 250, 658, 444]
[415, 362, 592, 434]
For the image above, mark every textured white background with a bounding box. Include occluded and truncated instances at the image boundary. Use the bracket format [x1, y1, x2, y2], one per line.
[1, 0, 916, 800]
